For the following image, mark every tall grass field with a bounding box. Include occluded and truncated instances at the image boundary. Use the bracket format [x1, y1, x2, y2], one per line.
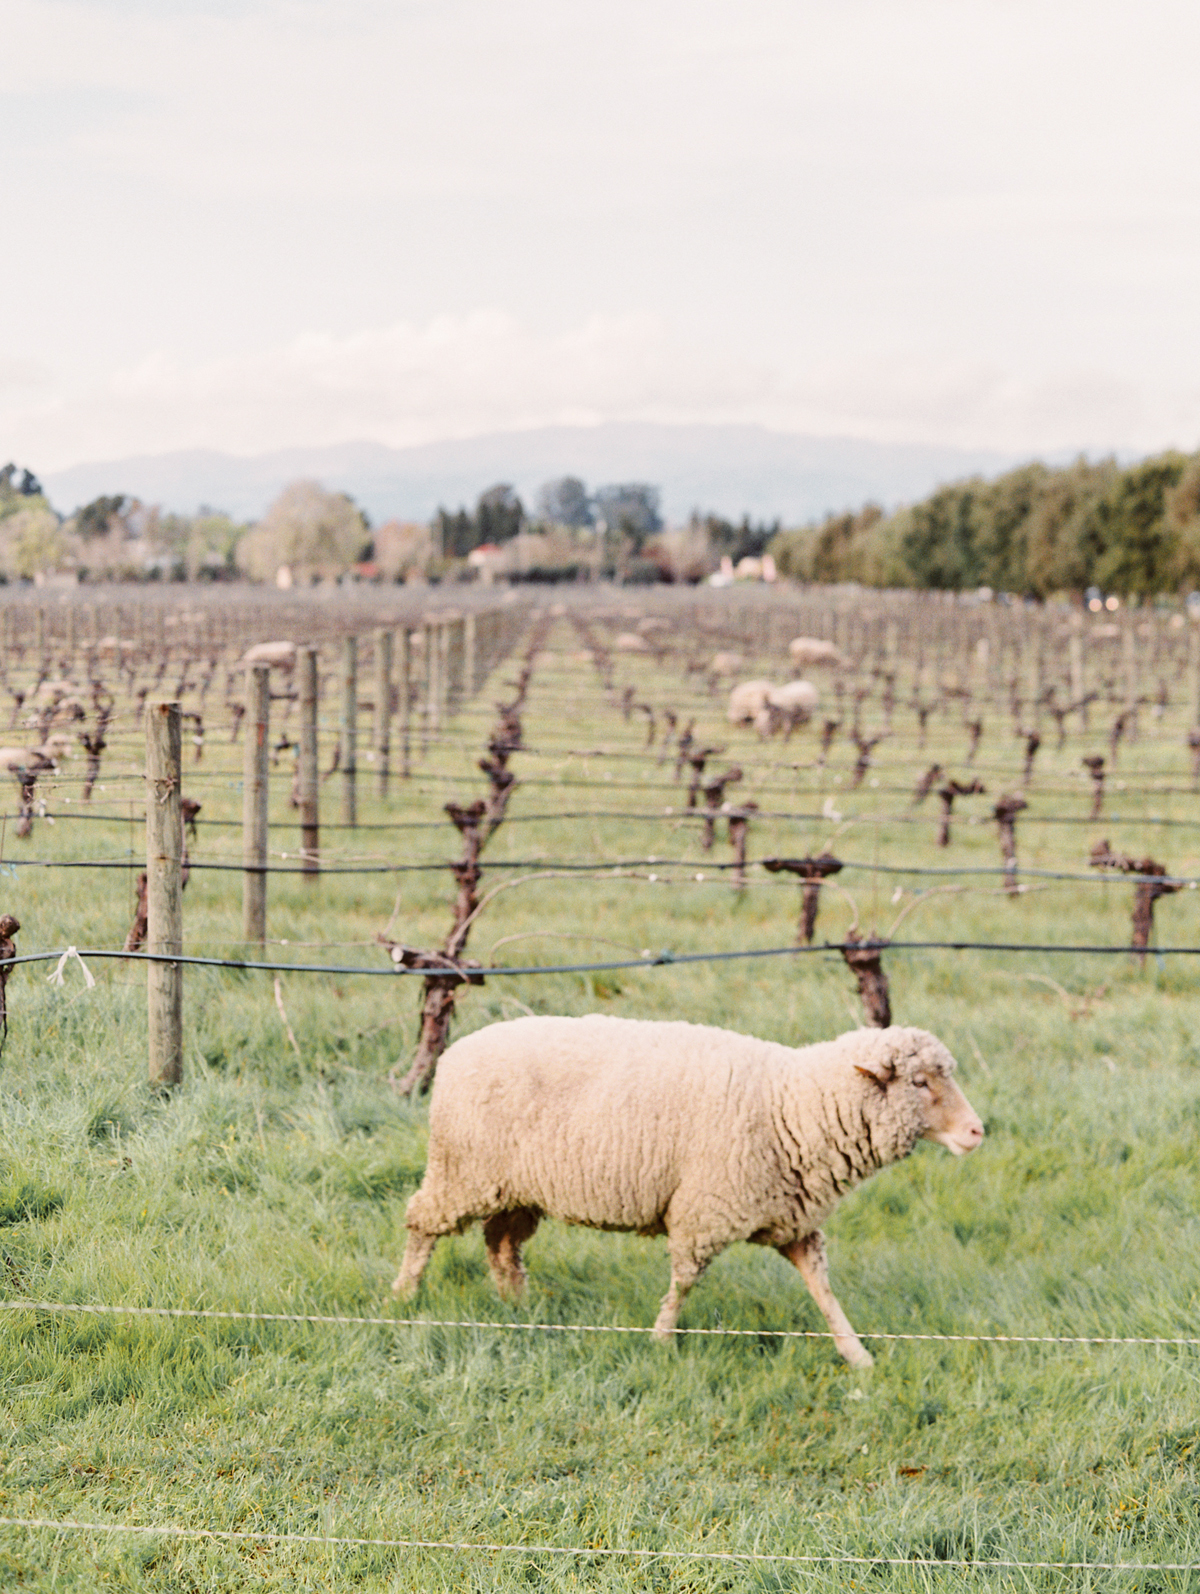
[2, 592, 1199, 1590]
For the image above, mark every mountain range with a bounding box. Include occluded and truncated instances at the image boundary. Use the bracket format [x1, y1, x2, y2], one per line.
[40, 423, 1017, 527]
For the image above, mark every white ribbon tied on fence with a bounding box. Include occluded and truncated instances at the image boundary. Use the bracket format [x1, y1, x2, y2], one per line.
[46, 947, 96, 990]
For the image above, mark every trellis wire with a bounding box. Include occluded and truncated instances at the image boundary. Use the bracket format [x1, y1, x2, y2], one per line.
[13, 938, 1200, 981]
[0, 852, 1197, 886]
[0, 1514, 1194, 1571]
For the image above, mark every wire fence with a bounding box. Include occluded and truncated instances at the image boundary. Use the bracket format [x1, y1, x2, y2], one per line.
[3, 1297, 1198, 1348]
[0, 1513, 1194, 1572]
[14, 938, 1200, 984]
[3, 851, 1200, 887]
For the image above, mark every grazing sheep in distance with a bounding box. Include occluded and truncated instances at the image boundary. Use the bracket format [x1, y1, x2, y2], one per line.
[615, 632, 651, 653]
[241, 640, 297, 671]
[0, 747, 55, 777]
[759, 679, 819, 739]
[728, 679, 774, 726]
[394, 1018, 984, 1368]
[789, 636, 844, 670]
[96, 636, 137, 662]
[709, 651, 744, 678]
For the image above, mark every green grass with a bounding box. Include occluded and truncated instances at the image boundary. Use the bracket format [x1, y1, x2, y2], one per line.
[1, 607, 1200, 1588]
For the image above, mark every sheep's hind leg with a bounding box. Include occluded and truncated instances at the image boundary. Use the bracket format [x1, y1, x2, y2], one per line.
[483, 1208, 540, 1300]
[391, 1228, 439, 1300]
[652, 1245, 712, 1342]
[779, 1230, 873, 1369]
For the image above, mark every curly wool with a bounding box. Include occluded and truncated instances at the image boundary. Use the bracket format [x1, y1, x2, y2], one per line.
[406, 1017, 942, 1253]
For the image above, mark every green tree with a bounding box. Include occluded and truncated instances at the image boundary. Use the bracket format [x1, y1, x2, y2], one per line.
[239, 480, 369, 581]
[899, 480, 984, 589]
[593, 484, 662, 552]
[73, 495, 128, 541]
[433, 507, 477, 559]
[968, 463, 1050, 592]
[476, 484, 524, 544]
[1019, 457, 1115, 597]
[1165, 457, 1200, 589]
[536, 477, 592, 528]
[1080, 452, 1188, 597]
[1, 503, 66, 579]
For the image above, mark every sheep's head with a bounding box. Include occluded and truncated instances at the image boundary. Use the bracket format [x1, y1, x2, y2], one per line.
[853, 1027, 984, 1156]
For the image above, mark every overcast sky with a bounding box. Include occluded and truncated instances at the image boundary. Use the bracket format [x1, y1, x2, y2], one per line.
[3, 0, 1200, 471]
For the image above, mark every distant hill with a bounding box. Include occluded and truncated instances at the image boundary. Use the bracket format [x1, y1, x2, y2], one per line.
[41, 423, 1016, 525]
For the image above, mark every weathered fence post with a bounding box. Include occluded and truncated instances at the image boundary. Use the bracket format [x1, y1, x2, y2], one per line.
[440, 620, 453, 724]
[398, 628, 412, 778]
[341, 634, 358, 826]
[423, 619, 439, 747]
[464, 612, 477, 696]
[242, 664, 269, 944]
[299, 645, 320, 879]
[146, 701, 183, 1090]
[374, 627, 392, 797]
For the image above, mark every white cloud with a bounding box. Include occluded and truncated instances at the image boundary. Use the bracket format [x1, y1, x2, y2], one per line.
[5, 0, 1200, 469]
[6, 314, 1199, 472]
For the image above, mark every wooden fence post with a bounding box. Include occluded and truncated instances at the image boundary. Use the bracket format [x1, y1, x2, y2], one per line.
[299, 646, 320, 879]
[374, 627, 392, 797]
[424, 619, 439, 745]
[398, 628, 412, 777]
[242, 664, 269, 944]
[341, 634, 358, 826]
[443, 621, 452, 723]
[447, 615, 464, 712]
[146, 701, 183, 1090]
[464, 612, 477, 697]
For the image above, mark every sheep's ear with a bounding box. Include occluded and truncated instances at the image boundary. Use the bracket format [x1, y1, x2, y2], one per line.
[854, 1051, 896, 1084]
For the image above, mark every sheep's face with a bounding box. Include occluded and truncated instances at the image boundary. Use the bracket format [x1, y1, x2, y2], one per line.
[854, 1028, 984, 1156]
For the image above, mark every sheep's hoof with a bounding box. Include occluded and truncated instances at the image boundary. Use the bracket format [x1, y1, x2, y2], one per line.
[840, 1342, 874, 1370]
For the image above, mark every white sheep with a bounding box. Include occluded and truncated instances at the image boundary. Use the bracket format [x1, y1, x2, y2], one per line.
[614, 632, 651, 653]
[756, 679, 820, 739]
[709, 651, 744, 678]
[727, 679, 773, 726]
[0, 747, 54, 776]
[393, 1018, 984, 1368]
[789, 636, 844, 669]
[241, 640, 297, 670]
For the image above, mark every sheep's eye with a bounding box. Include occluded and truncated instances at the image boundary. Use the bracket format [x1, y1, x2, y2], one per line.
[913, 1075, 930, 1090]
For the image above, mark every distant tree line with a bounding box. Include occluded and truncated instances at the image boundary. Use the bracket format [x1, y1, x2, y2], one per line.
[434, 478, 663, 552]
[769, 450, 1200, 599]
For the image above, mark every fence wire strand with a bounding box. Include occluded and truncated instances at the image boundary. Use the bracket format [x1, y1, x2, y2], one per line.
[2, 1298, 1197, 1347]
[0, 1513, 1195, 1571]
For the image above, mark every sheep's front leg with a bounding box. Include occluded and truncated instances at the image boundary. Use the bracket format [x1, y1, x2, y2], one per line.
[779, 1230, 874, 1369]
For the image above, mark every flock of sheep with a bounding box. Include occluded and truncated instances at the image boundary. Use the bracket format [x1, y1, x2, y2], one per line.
[720, 634, 842, 739]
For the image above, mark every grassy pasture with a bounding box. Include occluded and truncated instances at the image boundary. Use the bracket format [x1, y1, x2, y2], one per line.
[1, 597, 1200, 1589]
